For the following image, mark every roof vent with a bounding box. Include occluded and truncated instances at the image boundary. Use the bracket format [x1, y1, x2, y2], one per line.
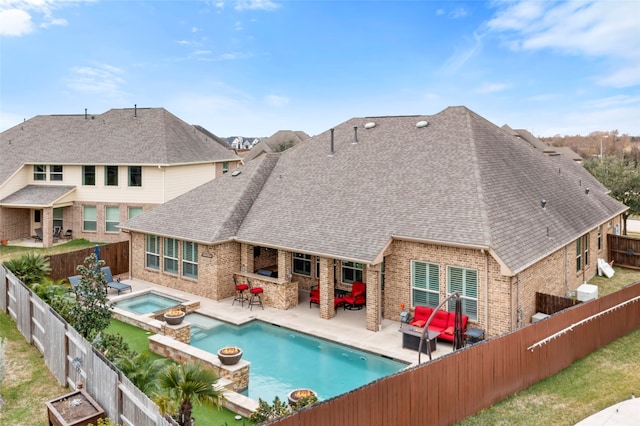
[231, 170, 241, 177]
[352, 126, 358, 144]
[541, 199, 547, 209]
[364, 122, 376, 129]
[329, 128, 335, 156]
[416, 120, 428, 128]
[585, 188, 590, 195]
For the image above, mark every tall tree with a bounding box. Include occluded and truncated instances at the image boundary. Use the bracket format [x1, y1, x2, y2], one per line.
[69, 254, 113, 339]
[584, 157, 640, 234]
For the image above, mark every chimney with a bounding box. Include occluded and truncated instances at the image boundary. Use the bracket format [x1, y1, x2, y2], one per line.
[329, 128, 335, 156]
[352, 126, 358, 144]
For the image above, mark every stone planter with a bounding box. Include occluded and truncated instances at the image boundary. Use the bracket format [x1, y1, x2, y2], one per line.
[217, 347, 243, 365]
[288, 388, 317, 407]
[46, 389, 105, 426]
[164, 309, 185, 325]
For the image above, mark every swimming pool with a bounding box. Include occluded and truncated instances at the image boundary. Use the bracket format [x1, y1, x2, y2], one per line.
[115, 292, 184, 315]
[186, 313, 408, 403]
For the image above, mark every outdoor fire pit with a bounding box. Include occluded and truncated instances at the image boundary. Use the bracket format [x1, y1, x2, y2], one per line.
[46, 389, 105, 426]
[287, 388, 317, 407]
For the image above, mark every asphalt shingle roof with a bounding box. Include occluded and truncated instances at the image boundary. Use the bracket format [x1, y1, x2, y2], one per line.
[242, 130, 310, 163]
[0, 107, 239, 184]
[121, 106, 627, 275]
[0, 185, 76, 206]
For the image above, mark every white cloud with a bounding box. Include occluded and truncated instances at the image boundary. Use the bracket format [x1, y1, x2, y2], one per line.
[66, 63, 125, 95]
[218, 52, 252, 60]
[487, 1, 640, 88]
[234, 0, 279, 12]
[235, 21, 242, 31]
[440, 31, 484, 74]
[265, 94, 289, 107]
[475, 82, 512, 94]
[451, 7, 468, 19]
[0, 8, 33, 36]
[0, 0, 89, 37]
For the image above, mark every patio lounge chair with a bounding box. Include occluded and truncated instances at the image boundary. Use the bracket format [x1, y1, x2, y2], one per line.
[64, 229, 73, 239]
[34, 227, 43, 242]
[101, 266, 132, 295]
[53, 226, 62, 242]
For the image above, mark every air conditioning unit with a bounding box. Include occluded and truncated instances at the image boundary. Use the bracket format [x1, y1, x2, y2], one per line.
[577, 283, 598, 302]
[532, 312, 550, 323]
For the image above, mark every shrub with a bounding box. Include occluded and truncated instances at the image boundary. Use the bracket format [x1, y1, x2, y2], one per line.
[4, 252, 51, 287]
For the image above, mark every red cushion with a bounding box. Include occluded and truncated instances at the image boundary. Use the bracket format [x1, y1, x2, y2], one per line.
[236, 284, 249, 291]
[250, 287, 263, 294]
[411, 320, 427, 328]
[430, 311, 450, 329]
[444, 326, 455, 335]
[413, 306, 433, 322]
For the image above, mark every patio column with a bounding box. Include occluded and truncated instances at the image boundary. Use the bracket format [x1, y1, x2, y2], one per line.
[365, 264, 382, 331]
[318, 256, 336, 319]
[240, 243, 254, 274]
[277, 250, 292, 282]
[42, 207, 53, 248]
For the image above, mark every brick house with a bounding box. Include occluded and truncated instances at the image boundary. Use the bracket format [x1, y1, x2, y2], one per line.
[119, 106, 627, 337]
[0, 107, 241, 247]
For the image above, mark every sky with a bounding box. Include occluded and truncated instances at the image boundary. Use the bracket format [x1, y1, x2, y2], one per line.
[0, 0, 639, 138]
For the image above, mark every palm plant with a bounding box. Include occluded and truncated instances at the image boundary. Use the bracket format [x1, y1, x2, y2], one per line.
[155, 361, 225, 426]
[4, 252, 51, 287]
[117, 353, 167, 396]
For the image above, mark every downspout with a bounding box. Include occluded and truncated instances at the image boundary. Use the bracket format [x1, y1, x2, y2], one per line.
[484, 249, 489, 332]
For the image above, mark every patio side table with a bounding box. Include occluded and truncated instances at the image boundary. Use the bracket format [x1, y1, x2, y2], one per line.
[466, 327, 485, 344]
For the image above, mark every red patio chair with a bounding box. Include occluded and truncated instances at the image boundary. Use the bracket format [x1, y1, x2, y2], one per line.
[232, 276, 249, 307]
[248, 280, 264, 311]
[343, 281, 366, 310]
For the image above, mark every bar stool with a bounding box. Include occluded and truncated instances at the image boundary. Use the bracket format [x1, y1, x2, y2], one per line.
[248, 280, 264, 311]
[232, 276, 249, 307]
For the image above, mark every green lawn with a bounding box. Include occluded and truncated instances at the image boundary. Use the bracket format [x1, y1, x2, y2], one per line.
[106, 319, 254, 426]
[0, 239, 100, 262]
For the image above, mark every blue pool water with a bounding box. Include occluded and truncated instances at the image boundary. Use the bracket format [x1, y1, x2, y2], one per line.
[186, 313, 408, 403]
[115, 292, 183, 315]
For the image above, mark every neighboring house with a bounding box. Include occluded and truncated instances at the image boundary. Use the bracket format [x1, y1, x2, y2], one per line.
[503, 125, 583, 163]
[0, 107, 241, 247]
[242, 130, 310, 163]
[119, 106, 627, 338]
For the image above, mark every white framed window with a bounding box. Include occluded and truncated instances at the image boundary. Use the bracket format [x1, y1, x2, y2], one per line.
[182, 241, 198, 279]
[128, 166, 142, 187]
[34, 165, 46, 181]
[83, 166, 95, 186]
[50, 165, 63, 181]
[411, 261, 439, 308]
[53, 207, 63, 230]
[342, 261, 363, 284]
[83, 205, 97, 231]
[128, 207, 143, 219]
[222, 161, 229, 174]
[447, 266, 478, 321]
[146, 235, 160, 270]
[105, 206, 120, 233]
[597, 225, 602, 251]
[576, 234, 589, 272]
[293, 253, 311, 276]
[105, 166, 119, 186]
[164, 238, 178, 274]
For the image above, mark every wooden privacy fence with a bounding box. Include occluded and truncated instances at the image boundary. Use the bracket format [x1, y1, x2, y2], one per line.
[47, 240, 129, 281]
[536, 291, 581, 315]
[608, 233, 640, 270]
[0, 264, 172, 426]
[270, 283, 640, 426]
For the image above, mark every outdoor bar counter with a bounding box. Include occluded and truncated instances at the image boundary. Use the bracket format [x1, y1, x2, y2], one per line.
[233, 272, 299, 310]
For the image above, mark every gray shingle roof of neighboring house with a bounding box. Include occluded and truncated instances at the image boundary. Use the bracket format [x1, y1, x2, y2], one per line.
[0, 185, 76, 207]
[242, 130, 310, 163]
[121, 106, 627, 275]
[504, 125, 583, 161]
[118, 153, 279, 244]
[0, 107, 240, 184]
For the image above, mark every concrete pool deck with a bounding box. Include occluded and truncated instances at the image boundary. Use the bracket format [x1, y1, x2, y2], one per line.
[108, 276, 455, 367]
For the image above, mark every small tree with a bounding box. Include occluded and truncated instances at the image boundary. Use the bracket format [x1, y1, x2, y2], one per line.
[155, 361, 225, 426]
[116, 352, 167, 395]
[69, 254, 113, 339]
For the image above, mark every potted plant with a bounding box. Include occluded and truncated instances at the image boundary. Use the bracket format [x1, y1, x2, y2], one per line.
[217, 346, 243, 365]
[163, 308, 185, 325]
[46, 389, 105, 426]
[287, 388, 318, 408]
